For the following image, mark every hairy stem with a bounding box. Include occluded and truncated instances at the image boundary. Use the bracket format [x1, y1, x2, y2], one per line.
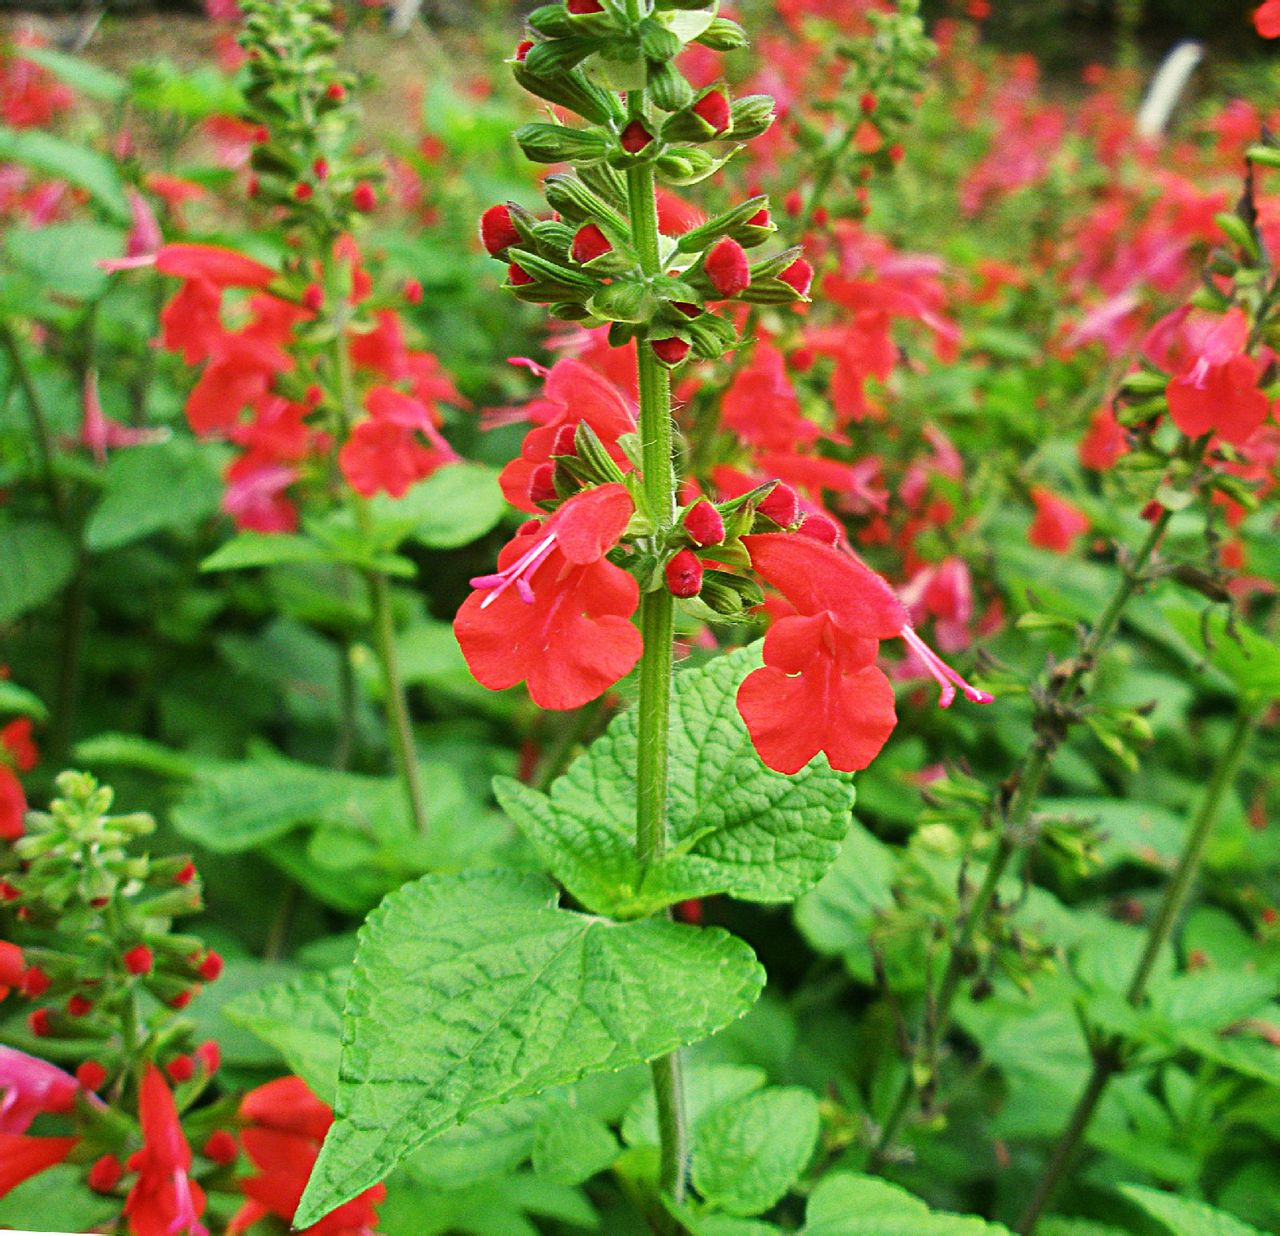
[1016, 704, 1259, 1233]
[627, 108, 689, 1220]
[328, 275, 429, 836]
[871, 504, 1176, 1166]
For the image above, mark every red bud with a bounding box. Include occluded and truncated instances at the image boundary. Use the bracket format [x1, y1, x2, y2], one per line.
[480, 204, 520, 256]
[651, 337, 691, 366]
[403, 278, 423, 304]
[507, 262, 535, 287]
[567, 0, 604, 11]
[352, 182, 377, 212]
[759, 482, 800, 528]
[197, 950, 224, 982]
[692, 90, 731, 134]
[779, 258, 813, 297]
[704, 237, 750, 298]
[796, 512, 841, 545]
[28, 1008, 50, 1037]
[175, 861, 197, 885]
[860, 91, 877, 114]
[67, 994, 93, 1018]
[165, 1054, 195, 1083]
[76, 1060, 107, 1091]
[302, 284, 324, 313]
[666, 549, 703, 598]
[203, 1130, 239, 1165]
[123, 945, 153, 976]
[514, 39, 533, 61]
[312, 157, 329, 180]
[683, 499, 725, 546]
[528, 463, 558, 505]
[621, 120, 654, 154]
[325, 82, 346, 102]
[88, 1154, 123, 1193]
[21, 967, 49, 997]
[292, 183, 313, 203]
[571, 223, 612, 264]
[168, 988, 196, 1010]
[195, 1040, 221, 1074]
[747, 207, 771, 227]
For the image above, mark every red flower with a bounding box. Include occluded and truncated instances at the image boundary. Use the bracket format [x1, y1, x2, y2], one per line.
[155, 243, 276, 289]
[338, 385, 455, 499]
[159, 279, 224, 365]
[1028, 487, 1089, 553]
[230, 1076, 383, 1236]
[497, 359, 635, 513]
[1148, 307, 1270, 446]
[1079, 405, 1128, 470]
[123, 1066, 207, 1236]
[1256, 0, 1280, 37]
[737, 534, 903, 775]
[737, 534, 991, 774]
[0, 1132, 77, 1197]
[0, 943, 23, 1001]
[0, 719, 36, 772]
[455, 484, 642, 710]
[0, 768, 25, 841]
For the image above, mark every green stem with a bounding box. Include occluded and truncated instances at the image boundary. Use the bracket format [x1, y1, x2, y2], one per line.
[871, 505, 1176, 1167]
[0, 322, 65, 523]
[1016, 704, 1259, 1233]
[327, 272, 429, 836]
[366, 565, 430, 836]
[627, 130, 689, 1218]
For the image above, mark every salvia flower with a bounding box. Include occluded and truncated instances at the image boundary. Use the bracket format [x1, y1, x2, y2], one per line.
[455, 484, 642, 710]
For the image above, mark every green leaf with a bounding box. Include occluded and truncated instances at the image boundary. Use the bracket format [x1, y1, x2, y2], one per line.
[691, 1086, 820, 1216]
[1118, 1184, 1264, 1235]
[225, 968, 350, 1102]
[86, 440, 223, 551]
[804, 1174, 1012, 1234]
[295, 869, 764, 1227]
[0, 680, 47, 721]
[5, 221, 126, 300]
[1164, 605, 1280, 703]
[172, 756, 405, 853]
[20, 46, 128, 102]
[532, 1099, 620, 1185]
[495, 645, 857, 917]
[0, 128, 129, 221]
[0, 519, 74, 622]
[0, 1165, 117, 1231]
[367, 462, 507, 549]
[71, 732, 196, 780]
[200, 531, 332, 572]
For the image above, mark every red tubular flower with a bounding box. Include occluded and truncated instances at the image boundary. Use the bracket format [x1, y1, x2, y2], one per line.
[230, 1077, 383, 1236]
[1148, 307, 1270, 446]
[159, 279, 224, 365]
[0, 942, 23, 1001]
[705, 237, 750, 298]
[1079, 405, 1128, 470]
[1028, 486, 1089, 554]
[0, 768, 25, 841]
[737, 535, 904, 775]
[123, 1066, 207, 1236]
[498, 359, 636, 513]
[737, 534, 991, 774]
[0, 1133, 77, 1197]
[0, 1046, 78, 1133]
[338, 420, 437, 499]
[455, 484, 642, 710]
[155, 244, 276, 289]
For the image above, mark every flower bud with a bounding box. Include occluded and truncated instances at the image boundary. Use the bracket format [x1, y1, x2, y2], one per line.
[620, 120, 654, 154]
[508, 261, 535, 287]
[168, 988, 196, 1010]
[758, 482, 800, 528]
[195, 1040, 221, 1074]
[123, 945, 153, 976]
[21, 967, 50, 997]
[514, 39, 533, 61]
[403, 278, 423, 304]
[567, 0, 603, 10]
[528, 463, 558, 506]
[692, 89, 731, 134]
[76, 1060, 107, 1091]
[352, 182, 377, 212]
[683, 499, 726, 546]
[797, 512, 841, 545]
[67, 994, 93, 1017]
[666, 549, 703, 598]
[480, 204, 520, 257]
[203, 1130, 239, 1165]
[571, 224, 613, 264]
[196, 950, 224, 982]
[166, 1054, 195, 1083]
[29, 1008, 51, 1036]
[174, 861, 197, 885]
[88, 1154, 123, 1193]
[779, 258, 813, 297]
[651, 337, 691, 366]
[302, 283, 324, 313]
[728, 94, 776, 139]
[704, 237, 750, 298]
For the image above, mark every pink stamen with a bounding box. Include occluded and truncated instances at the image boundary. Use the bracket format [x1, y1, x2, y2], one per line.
[470, 533, 558, 609]
[899, 625, 994, 708]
